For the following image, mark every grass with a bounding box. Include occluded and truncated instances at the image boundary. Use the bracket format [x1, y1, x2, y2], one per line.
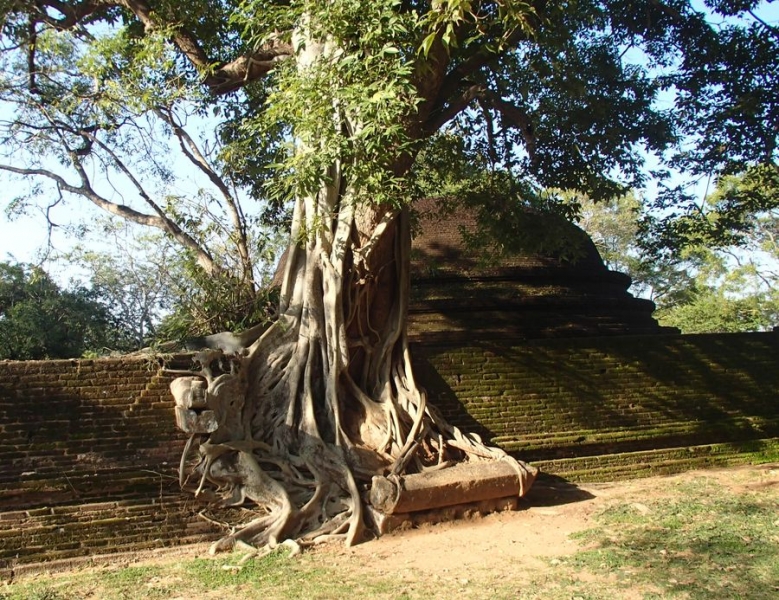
[566, 478, 779, 599]
[0, 552, 429, 600]
[3, 469, 778, 600]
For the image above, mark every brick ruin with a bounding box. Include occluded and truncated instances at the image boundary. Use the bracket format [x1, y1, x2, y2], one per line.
[2, 209, 778, 576]
[408, 197, 676, 341]
[2, 334, 778, 577]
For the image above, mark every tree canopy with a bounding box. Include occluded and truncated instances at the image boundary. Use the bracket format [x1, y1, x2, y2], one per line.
[575, 185, 779, 333]
[2, 1, 776, 253]
[0, 261, 121, 358]
[1, 0, 777, 553]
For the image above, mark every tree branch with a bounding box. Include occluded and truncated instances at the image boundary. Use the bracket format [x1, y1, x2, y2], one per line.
[0, 152, 219, 276]
[422, 85, 536, 160]
[33, 0, 293, 95]
[425, 8, 542, 131]
[0, 162, 164, 226]
[749, 10, 779, 43]
[482, 93, 536, 161]
[33, 0, 103, 30]
[153, 107, 253, 281]
[117, 0, 292, 94]
[74, 128, 220, 274]
[422, 84, 484, 134]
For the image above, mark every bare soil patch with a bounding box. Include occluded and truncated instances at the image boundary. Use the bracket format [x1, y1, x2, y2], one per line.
[306, 463, 779, 586]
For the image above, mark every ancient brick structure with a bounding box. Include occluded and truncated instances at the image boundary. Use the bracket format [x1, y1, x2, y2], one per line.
[1, 208, 776, 575]
[0, 356, 223, 577]
[409, 197, 676, 341]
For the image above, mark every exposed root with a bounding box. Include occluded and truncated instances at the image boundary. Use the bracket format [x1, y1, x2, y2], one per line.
[172, 183, 536, 555]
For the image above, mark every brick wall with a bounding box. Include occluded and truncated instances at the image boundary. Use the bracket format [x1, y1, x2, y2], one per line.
[2, 332, 778, 575]
[413, 332, 779, 478]
[0, 356, 222, 576]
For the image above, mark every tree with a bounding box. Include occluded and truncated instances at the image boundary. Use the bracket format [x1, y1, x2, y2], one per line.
[0, 261, 120, 358]
[63, 221, 175, 350]
[573, 171, 779, 332]
[649, 168, 779, 332]
[1, 0, 776, 552]
[63, 218, 282, 348]
[657, 284, 779, 333]
[0, 9, 277, 325]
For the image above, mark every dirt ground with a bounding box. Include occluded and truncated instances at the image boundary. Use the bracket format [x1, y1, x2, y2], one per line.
[12, 463, 779, 587]
[307, 463, 779, 584]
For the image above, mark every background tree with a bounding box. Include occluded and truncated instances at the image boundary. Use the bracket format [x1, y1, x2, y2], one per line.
[573, 170, 779, 333]
[0, 0, 776, 552]
[63, 218, 283, 347]
[0, 14, 276, 328]
[649, 168, 779, 332]
[0, 261, 122, 358]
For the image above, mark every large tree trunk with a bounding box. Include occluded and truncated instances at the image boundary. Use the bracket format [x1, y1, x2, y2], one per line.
[169, 29, 537, 554]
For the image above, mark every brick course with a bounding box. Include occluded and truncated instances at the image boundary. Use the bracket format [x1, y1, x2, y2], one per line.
[412, 332, 779, 476]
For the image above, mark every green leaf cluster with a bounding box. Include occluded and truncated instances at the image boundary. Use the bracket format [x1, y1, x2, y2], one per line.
[0, 261, 126, 359]
[574, 175, 779, 333]
[232, 0, 424, 210]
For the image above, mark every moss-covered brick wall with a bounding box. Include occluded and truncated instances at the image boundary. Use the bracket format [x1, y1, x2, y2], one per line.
[412, 332, 779, 480]
[0, 356, 223, 578]
[2, 332, 779, 575]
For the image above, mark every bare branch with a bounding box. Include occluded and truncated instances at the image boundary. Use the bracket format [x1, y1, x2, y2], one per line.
[0, 142, 219, 277]
[483, 94, 536, 160]
[75, 128, 220, 274]
[27, 15, 39, 93]
[477, 97, 498, 166]
[203, 50, 293, 95]
[422, 84, 484, 134]
[749, 10, 779, 42]
[0, 162, 164, 226]
[153, 107, 254, 279]
[426, 20, 539, 126]
[422, 84, 536, 159]
[33, 0, 104, 30]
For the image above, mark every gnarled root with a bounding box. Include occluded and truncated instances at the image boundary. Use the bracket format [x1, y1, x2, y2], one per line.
[174, 317, 535, 556]
[171, 202, 536, 555]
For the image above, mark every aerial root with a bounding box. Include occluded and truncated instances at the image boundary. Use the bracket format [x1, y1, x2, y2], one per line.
[176, 261, 535, 554]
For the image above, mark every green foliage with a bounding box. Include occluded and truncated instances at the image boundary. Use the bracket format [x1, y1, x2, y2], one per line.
[656, 289, 779, 333]
[0, 3, 280, 323]
[155, 253, 279, 341]
[645, 164, 779, 254]
[236, 0, 424, 210]
[412, 134, 588, 261]
[573, 176, 779, 333]
[572, 191, 699, 303]
[1, 0, 778, 335]
[64, 218, 283, 344]
[64, 222, 176, 350]
[0, 261, 124, 358]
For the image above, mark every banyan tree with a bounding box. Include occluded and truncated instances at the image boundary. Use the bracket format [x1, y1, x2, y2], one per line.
[2, 0, 776, 552]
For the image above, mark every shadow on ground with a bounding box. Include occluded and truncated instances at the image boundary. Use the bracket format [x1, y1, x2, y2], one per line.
[519, 473, 595, 508]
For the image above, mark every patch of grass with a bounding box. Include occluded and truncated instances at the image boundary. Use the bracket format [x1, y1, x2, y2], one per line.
[568, 479, 779, 599]
[0, 585, 73, 600]
[182, 551, 348, 598]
